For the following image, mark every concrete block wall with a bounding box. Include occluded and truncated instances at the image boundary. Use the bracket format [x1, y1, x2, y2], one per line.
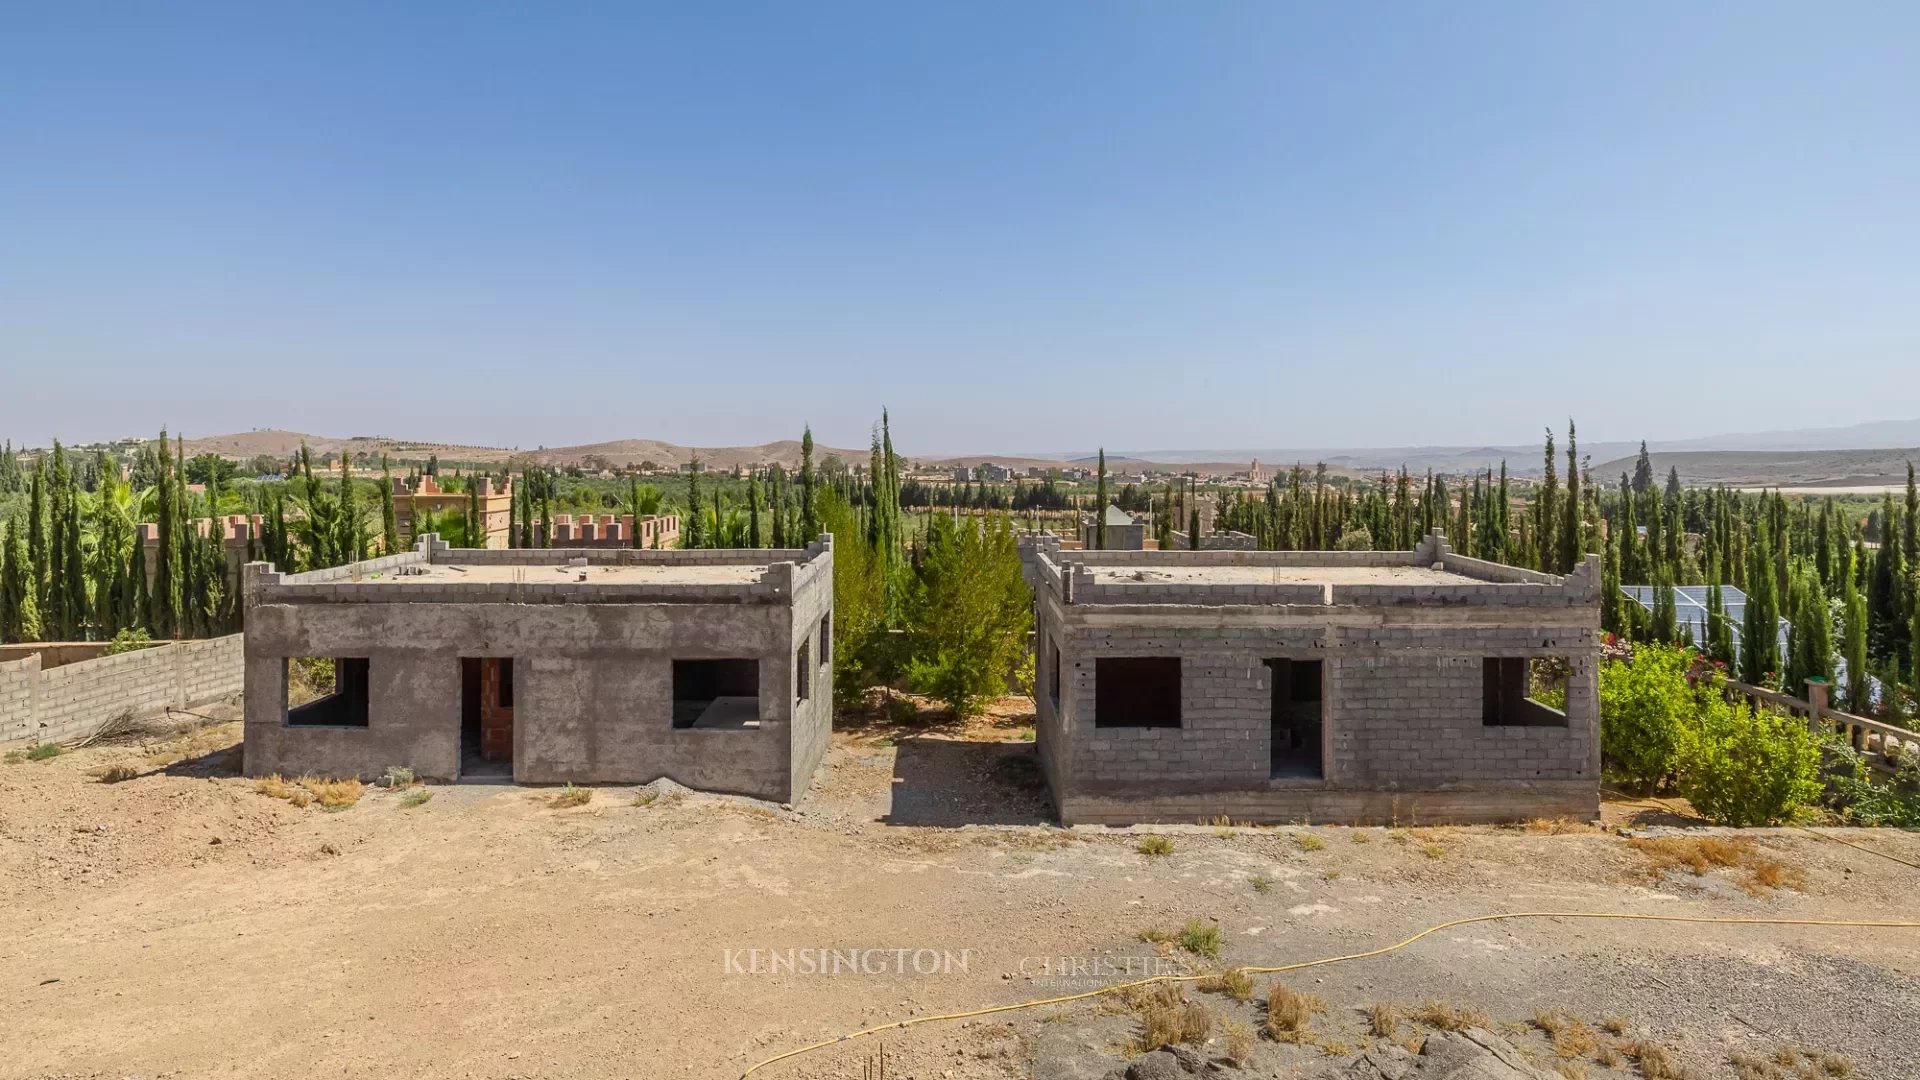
[0, 635, 244, 748]
[1022, 530, 1602, 824]
[0, 656, 37, 745]
[243, 537, 835, 801]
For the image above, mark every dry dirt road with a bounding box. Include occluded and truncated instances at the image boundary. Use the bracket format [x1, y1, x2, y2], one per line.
[3, 703, 1917, 1080]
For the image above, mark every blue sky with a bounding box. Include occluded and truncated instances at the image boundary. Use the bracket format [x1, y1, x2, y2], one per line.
[3, 3, 1916, 455]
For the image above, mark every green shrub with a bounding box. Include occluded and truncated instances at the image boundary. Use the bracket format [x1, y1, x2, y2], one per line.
[902, 513, 1031, 719]
[1820, 736, 1920, 827]
[103, 627, 158, 655]
[1599, 644, 1696, 789]
[26, 743, 65, 761]
[1674, 694, 1823, 827]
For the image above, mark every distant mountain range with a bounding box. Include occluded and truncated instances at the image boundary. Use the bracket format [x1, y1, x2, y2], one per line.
[170, 417, 1920, 486]
[1037, 417, 1920, 476]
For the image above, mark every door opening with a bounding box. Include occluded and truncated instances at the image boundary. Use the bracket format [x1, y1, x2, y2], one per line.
[461, 657, 515, 779]
[1267, 659, 1323, 779]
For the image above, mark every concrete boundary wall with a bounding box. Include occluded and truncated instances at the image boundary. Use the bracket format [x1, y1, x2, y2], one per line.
[0, 635, 244, 747]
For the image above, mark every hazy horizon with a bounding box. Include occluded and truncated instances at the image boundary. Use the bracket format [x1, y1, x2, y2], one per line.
[6, 5, 1918, 451]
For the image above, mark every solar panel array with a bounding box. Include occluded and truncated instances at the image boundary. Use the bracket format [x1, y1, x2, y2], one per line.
[1619, 584, 1789, 658]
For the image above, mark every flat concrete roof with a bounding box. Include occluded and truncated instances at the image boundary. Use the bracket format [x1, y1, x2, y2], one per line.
[1084, 564, 1483, 586]
[345, 562, 772, 586]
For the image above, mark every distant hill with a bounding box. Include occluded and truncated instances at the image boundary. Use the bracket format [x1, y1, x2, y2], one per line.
[1591, 447, 1920, 489]
[167, 416, 1920, 485]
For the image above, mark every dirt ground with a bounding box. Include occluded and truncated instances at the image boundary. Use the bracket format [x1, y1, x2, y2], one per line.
[3, 697, 1918, 1080]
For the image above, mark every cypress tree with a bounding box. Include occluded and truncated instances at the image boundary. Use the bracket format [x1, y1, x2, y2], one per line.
[1559, 420, 1581, 573]
[1632, 442, 1653, 494]
[1784, 560, 1833, 694]
[800, 426, 818, 541]
[771, 466, 787, 548]
[1842, 565, 1871, 713]
[748, 470, 762, 547]
[1188, 507, 1200, 551]
[1868, 492, 1903, 659]
[1600, 525, 1623, 636]
[152, 432, 180, 637]
[130, 525, 149, 632]
[684, 458, 707, 549]
[2, 521, 42, 642]
[61, 493, 86, 639]
[337, 455, 363, 561]
[1707, 568, 1735, 664]
[1094, 447, 1107, 550]
[1650, 564, 1677, 643]
[466, 479, 480, 548]
[380, 456, 400, 554]
[27, 457, 48, 620]
[1741, 517, 1782, 686]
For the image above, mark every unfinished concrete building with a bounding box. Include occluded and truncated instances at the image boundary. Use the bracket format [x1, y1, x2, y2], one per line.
[1019, 531, 1600, 825]
[242, 535, 833, 799]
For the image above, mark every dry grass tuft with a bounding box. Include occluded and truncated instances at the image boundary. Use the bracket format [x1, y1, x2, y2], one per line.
[1410, 1000, 1491, 1032]
[1295, 831, 1327, 851]
[1221, 1017, 1255, 1063]
[1137, 834, 1175, 857]
[1196, 967, 1255, 1002]
[1594, 1044, 1624, 1068]
[398, 787, 433, 808]
[1624, 1040, 1683, 1080]
[1264, 981, 1327, 1042]
[632, 789, 659, 807]
[1525, 817, 1601, 834]
[1250, 873, 1274, 894]
[302, 777, 364, 809]
[1556, 1064, 1588, 1080]
[1395, 1031, 1427, 1055]
[1351, 829, 1373, 843]
[1531, 1010, 1598, 1059]
[1119, 982, 1211, 1052]
[1629, 837, 1805, 895]
[1813, 1052, 1854, 1077]
[98, 763, 140, 783]
[548, 783, 592, 808]
[258, 773, 362, 808]
[256, 774, 299, 799]
[1601, 1015, 1629, 1036]
[1366, 1001, 1403, 1037]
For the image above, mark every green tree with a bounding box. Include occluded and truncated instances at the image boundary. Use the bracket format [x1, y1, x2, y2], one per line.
[1094, 447, 1108, 550]
[747, 470, 762, 547]
[380, 456, 400, 554]
[1559, 420, 1581, 573]
[1783, 560, 1833, 694]
[902, 513, 1032, 718]
[1706, 570, 1736, 665]
[800, 426, 818, 541]
[1740, 517, 1782, 686]
[1842, 564, 1872, 713]
[1534, 428, 1558, 572]
[2, 521, 42, 642]
[683, 458, 707, 549]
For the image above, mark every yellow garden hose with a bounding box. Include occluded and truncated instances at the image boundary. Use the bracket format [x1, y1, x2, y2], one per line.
[737, 910, 1920, 1077]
